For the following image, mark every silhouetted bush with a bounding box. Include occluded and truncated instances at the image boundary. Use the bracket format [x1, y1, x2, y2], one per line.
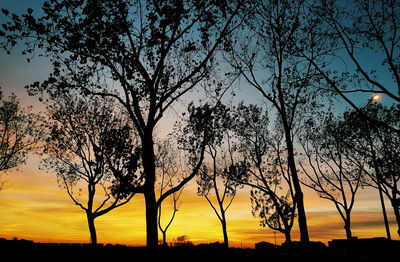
[172, 235, 194, 247]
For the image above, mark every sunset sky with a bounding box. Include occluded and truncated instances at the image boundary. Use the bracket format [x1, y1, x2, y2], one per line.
[0, 155, 397, 247]
[0, 0, 399, 248]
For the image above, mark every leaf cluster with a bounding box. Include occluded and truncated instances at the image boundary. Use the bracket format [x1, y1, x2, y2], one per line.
[42, 93, 142, 200]
[0, 89, 40, 174]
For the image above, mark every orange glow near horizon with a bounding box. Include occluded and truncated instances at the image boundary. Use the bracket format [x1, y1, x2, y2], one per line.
[0, 157, 398, 247]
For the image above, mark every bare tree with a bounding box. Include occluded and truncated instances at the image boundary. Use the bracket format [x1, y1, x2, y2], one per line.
[42, 94, 141, 244]
[0, 89, 39, 191]
[197, 151, 240, 247]
[1, 0, 244, 247]
[158, 188, 184, 247]
[155, 139, 185, 247]
[299, 113, 366, 240]
[196, 107, 241, 247]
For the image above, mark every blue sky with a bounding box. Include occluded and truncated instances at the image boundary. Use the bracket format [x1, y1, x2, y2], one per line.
[0, 0, 49, 108]
[1, 0, 397, 111]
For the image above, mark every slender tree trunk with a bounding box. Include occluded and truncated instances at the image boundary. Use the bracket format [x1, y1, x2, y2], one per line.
[370, 136, 392, 239]
[215, 194, 229, 247]
[275, 50, 309, 243]
[378, 183, 391, 239]
[216, 184, 229, 247]
[86, 182, 97, 245]
[86, 212, 97, 245]
[221, 216, 229, 247]
[392, 199, 400, 237]
[142, 132, 159, 247]
[159, 203, 178, 247]
[162, 231, 167, 246]
[158, 206, 168, 247]
[344, 217, 352, 240]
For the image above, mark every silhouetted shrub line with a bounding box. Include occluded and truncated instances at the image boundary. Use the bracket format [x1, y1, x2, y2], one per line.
[1, 237, 399, 261]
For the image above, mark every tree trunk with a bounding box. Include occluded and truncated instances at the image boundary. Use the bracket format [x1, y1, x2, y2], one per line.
[371, 139, 392, 239]
[216, 186, 229, 247]
[392, 199, 400, 237]
[142, 132, 159, 247]
[86, 212, 97, 245]
[162, 231, 167, 247]
[221, 217, 229, 247]
[378, 183, 391, 239]
[275, 53, 309, 242]
[86, 181, 97, 245]
[344, 218, 352, 240]
[145, 191, 158, 247]
[284, 230, 291, 244]
[285, 133, 309, 243]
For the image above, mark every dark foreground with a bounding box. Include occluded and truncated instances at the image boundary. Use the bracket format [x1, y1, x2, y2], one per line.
[0, 238, 398, 262]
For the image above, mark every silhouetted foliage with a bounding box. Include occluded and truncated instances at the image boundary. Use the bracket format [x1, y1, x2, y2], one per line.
[0, 88, 40, 191]
[195, 102, 242, 247]
[226, 0, 329, 242]
[297, 0, 400, 133]
[2, 237, 400, 261]
[0, 0, 244, 247]
[232, 103, 296, 243]
[42, 93, 141, 244]
[345, 103, 400, 236]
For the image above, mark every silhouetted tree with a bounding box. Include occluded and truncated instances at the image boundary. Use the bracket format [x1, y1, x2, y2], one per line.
[158, 188, 183, 247]
[155, 139, 185, 247]
[299, 113, 366, 240]
[196, 103, 242, 247]
[345, 103, 400, 237]
[297, 0, 400, 133]
[42, 94, 141, 244]
[0, 89, 39, 191]
[232, 103, 296, 244]
[226, 0, 324, 242]
[0, 0, 244, 247]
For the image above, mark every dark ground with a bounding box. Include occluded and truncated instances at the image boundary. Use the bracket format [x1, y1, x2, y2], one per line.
[0, 237, 398, 261]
